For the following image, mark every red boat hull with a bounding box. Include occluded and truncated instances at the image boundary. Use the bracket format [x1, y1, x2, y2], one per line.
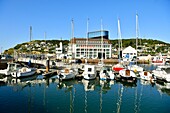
[113, 67, 124, 71]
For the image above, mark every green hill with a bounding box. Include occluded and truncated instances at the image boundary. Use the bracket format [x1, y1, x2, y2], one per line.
[3, 38, 170, 55]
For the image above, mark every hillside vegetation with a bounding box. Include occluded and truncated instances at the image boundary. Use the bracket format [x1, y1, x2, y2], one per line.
[3, 38, 170, 55]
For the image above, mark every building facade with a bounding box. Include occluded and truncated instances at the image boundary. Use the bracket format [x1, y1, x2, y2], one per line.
[67, 30, 112, 59]
[56, 42, 63, 59]
[122, 46, 137, 61]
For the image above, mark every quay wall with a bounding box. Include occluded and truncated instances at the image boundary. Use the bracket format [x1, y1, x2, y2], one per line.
[16, 57, 152, 67]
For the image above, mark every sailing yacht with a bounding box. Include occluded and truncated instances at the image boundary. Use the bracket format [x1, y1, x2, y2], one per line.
[112, 18, 125, 72]
[11, 26, 37, 78]
[127, 14, 143, 72]
[82, 19, 97, 80]
[99, 19, 115, 80]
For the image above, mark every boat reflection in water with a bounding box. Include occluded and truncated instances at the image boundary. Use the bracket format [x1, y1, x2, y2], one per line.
[155, 81, 170, 96]
[0, 74, 170, 113]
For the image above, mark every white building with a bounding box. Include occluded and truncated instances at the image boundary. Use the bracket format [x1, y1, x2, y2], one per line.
[56, 42, 63, 59]
[67, 30, 112, 59]
[122, 46, 137, 61]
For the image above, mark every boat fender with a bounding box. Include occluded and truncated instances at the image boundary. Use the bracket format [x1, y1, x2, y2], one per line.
[23, 68, 26, 72]
[134, 69, 137, 73]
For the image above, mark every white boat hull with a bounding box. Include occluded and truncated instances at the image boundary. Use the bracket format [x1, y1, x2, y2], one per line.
[58, 73, 75, 80]
[57, 68, 75, 80]
[82, 64, 97, 80]
[11, 68, 36, 78]
[152, 66, 170, 82]
[139, 71, 155, 81]
[83, 73, 96, 80]
[99, 66, 115, 80]
[119, 69, 137, 81]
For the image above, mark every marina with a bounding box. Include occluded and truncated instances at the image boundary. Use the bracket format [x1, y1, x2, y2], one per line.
[0, 64, 170, 113]
[0, 1, 170, 113]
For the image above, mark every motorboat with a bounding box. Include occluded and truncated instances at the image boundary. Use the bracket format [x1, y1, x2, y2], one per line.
[11, 67, 37, 78]
[139, 71, 155, 82]
[57, 68, 75, 81]
[99, 66, 115, 80]
[82, 64, 96, 80]
[119, 69, 137, 82]
[78, 64, 85, 74]
[151, 53, 165, 65]
[0, 62, 21, 76]
[152, 65, 170, 82]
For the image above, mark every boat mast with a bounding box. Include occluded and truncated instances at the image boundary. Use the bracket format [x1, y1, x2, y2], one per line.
[71, 19, 74, 59]
[136, 14, 138, 51]
[118, 18, 122, 61]
[29, 26, 32, 55]
[101, 18, 104, 65]
[86, 18, 89, 63]
[136, 13, 139, 64]
[44, 32, 47, 57]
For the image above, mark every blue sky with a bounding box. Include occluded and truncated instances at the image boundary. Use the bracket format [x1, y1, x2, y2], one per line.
[0, 0, 170, 52]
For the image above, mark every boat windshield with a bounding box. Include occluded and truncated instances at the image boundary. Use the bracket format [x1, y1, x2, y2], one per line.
[9, 64, 16, 71]
[164, 68, 170, 74]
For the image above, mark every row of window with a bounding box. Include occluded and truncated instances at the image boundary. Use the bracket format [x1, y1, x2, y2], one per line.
[76, 49, 110, 52]
[76, 40, 109, 44]
[123, 53, 137, 55]
[76, 54, 110, 58]
[76, 52, 111, 56]
[76, 44, 111, 48]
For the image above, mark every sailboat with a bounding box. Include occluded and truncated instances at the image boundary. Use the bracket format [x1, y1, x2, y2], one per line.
[127, 14, 143, 72]
[99, 19, 115, 80]
[11, 26, 37, 78]
[83, 18, 97, 80]
[114, 18, 137, 82]
[112, 18, 125, 72]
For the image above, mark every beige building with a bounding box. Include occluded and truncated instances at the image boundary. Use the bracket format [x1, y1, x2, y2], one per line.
[67, 30, 112, 59]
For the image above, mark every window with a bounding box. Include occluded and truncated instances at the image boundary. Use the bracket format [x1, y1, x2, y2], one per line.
[88, 68, 92, 72]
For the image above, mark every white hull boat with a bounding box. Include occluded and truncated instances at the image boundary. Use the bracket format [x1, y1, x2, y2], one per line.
[82, 64, 96, 80]
[152, 65, 170, 82]
[119, 69, 137, 82]
[100, 66, 115, 80]
[139, 71, 155, 82]
[151, 53, 165, 65]
[0, 63, 21, 76]
[11, 67, 37, 78]
[57, 68, 75, 81]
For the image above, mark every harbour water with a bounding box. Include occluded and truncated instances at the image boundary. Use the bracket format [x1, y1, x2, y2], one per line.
[0, 64, 170, 113]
